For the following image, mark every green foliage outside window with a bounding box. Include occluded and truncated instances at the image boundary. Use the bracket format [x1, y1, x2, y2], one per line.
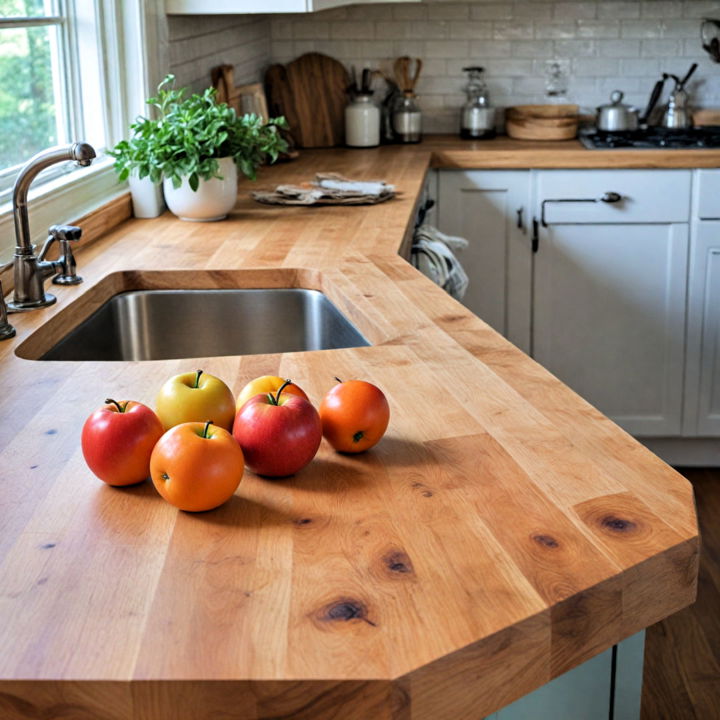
[0, 0, 59, 171]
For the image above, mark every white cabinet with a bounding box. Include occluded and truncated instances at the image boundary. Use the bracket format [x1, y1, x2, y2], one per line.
[533, 170, 691, 437]
[533, 221, 689, 436]
[165, 0, 417, 14]
[683, 221, 720, 436]
[437, 170, 532, 352]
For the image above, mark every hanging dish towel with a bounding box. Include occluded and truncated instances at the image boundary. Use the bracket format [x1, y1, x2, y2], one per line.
[411, 224, 469, 301]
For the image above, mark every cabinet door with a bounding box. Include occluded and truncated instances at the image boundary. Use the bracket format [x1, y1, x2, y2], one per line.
[683, 221, 720, 435]
[437, 170, 532, 352]
[533, 223, 688, 436]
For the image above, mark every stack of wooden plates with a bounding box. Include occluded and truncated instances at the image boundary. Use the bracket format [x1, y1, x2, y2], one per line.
[505, 104, 579, 140]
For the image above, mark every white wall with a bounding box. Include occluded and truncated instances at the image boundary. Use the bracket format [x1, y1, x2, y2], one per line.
[167, 14, 272, 94]
[269, 0, 720, 132]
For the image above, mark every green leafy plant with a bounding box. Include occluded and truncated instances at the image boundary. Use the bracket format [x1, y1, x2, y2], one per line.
[109, 75, 288, 191]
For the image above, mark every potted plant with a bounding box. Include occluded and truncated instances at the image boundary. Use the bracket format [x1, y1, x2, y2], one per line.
[109, 75, 287, 221]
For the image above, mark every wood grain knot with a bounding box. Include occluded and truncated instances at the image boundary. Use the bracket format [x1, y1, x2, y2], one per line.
[294, 517, 313, 526]
[532, 534, 560, 548]
[601, 515, 637, 533]
[383, 550, 415, 575]
[318, 598, 377, 627]
[411, 481, 433, 497]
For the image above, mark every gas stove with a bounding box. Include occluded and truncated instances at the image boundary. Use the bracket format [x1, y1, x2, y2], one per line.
[579, 126, 720, 149]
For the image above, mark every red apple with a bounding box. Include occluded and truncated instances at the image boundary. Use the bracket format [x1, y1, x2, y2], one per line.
[81, 398, 164, 486]
[233, 379, 322, 477]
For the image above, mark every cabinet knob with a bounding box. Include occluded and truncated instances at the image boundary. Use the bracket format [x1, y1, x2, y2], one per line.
[601, 192, 623, 203]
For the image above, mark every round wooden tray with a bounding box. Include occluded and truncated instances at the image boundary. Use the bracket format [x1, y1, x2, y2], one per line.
[506, 104, 579, 140]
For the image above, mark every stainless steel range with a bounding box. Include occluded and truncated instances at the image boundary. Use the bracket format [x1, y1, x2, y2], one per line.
[579, 126, 720, 149]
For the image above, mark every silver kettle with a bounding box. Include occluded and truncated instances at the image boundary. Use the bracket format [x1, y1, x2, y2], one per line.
[661, 64, 697, 129]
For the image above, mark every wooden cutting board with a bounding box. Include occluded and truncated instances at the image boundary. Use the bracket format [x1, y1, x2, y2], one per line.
[267, 52, 350, 148]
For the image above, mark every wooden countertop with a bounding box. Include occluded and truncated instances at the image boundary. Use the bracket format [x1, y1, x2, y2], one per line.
[0, 142, 700, 720]
[424, 134, 720, 168]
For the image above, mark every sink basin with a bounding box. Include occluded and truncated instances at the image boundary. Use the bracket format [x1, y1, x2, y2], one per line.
[40, 289, 370, 361]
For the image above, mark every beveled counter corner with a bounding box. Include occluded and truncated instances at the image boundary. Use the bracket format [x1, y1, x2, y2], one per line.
[0, 140, 700, 720]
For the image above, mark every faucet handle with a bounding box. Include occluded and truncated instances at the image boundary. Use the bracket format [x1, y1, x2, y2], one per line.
[0, 279, 16, 340]
[50, 225, 83, 286]
[49, 224, 82, 242]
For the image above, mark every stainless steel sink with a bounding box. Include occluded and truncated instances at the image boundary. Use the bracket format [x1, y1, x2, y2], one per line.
[40, 289, 369, 361]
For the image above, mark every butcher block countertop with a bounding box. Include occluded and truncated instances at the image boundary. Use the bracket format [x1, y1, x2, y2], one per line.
[0, 140, 701, 720]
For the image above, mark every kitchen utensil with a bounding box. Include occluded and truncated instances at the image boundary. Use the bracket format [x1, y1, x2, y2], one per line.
[393, 56, 422, 93]
[701, 18, 720, 62]
[266, 53, 349, 148]
[596, 91, 639, 132]
[661, 64, 697, 129]
[505, 104, 579, 140]
[460, 66, 496, 140]
[640, 78, 665, 125]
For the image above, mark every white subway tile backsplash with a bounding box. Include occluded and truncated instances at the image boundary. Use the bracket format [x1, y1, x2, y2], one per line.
[553, 2, 598, 19]
[330, 21, 375, 39]
[641, 1, 683, 17]
[640, 38, 682, 55]
[470, 4, 515, 20]
[428, 3, 470, 19]
[573, 57, 620, 75]
[620, 19, 665, 37]
[509, 39, 556, 56]
[533, 21, 579, 39]
[576, 20, 621, 37]
[447, 21, 493, 39]
[598, 3, 641, 19]
[169, 0, 720, 135]
[425, 39, 471, 57]
[596, 38, 641, 56]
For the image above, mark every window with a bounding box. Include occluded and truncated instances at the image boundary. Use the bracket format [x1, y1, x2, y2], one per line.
[0, 0, 151, 263]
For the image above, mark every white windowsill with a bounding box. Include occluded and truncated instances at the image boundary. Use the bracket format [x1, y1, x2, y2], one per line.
[0, 155, 128, 265]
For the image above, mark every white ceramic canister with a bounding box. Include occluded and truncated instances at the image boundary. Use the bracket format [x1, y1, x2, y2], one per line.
[345, 94, 381, 148]
[163, 156, 238, 222]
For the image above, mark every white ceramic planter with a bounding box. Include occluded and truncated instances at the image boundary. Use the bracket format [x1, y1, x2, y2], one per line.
[163, 156, 238, 222]
[128, 173, 165, 219]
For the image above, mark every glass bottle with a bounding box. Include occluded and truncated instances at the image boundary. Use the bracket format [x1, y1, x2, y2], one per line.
[392, 92, 422, 144]
[460, 66, 496, 140]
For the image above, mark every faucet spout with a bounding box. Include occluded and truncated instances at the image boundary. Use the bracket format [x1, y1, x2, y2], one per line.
[8, 141, 95, 312]
[13, 143, 96, 255]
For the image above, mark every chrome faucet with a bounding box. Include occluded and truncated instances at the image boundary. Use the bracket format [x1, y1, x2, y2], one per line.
[0, 278, 15, 340]
[8, 142, 96, 312]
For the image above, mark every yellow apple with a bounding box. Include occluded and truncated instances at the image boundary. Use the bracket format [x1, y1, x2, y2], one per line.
[236, 375, 308, 411]
[156, 370, 236, 431]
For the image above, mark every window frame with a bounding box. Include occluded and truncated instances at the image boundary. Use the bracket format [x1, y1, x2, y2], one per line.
[0, 0, 154, 265]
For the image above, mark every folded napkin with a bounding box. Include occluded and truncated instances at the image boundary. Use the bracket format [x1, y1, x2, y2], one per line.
[252, 172, 397, 206]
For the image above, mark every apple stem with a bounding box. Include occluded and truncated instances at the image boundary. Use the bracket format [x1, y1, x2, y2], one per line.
[269, 379, 293, 406]
[202, 420, 212, 438]
[105, 398, 125, 413]
[194, 369, 203, 388]
[334, 377, 343, 384]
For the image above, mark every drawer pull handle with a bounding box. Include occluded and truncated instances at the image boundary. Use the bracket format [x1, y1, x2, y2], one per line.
[541, 191, 624, 226]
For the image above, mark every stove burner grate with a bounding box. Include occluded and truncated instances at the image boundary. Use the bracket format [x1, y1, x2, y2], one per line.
[579, 126, 720, 149]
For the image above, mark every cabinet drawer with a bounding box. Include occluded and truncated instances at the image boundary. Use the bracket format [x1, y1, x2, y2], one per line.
[537, 170, 691, 224]
[697, 170, 720, 219]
